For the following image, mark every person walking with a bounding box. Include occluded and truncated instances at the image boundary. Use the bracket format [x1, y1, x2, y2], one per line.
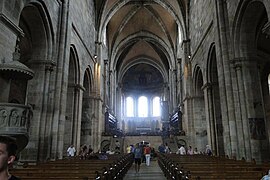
[134, 144, 142, 173]
[126, 145, 131, 153]
[144, 144, 151, 166]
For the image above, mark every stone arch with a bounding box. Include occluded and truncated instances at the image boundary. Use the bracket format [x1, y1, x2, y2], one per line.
[80, 67, 94, 146]
[111, 31, 174, 71]
[16, 1, 54, 162]
[192, 65, 207, 152]
[206, 43, 224, 156]
[233, 1, 266, 57]
[232, 1, 270, 161]
[118, 56, 168, 84]
[63, 45, 81, 152]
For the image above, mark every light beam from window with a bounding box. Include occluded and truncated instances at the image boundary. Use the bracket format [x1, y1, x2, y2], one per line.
[153, 96, 161, 116]
[126, 97, 134, 117]
[138, 96, 148, 117]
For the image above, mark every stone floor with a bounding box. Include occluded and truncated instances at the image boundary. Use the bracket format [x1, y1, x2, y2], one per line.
[123, 159, 167, 180]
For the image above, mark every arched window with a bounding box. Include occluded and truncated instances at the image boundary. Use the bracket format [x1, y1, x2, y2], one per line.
[138, 96, 148, 117]
[126, 97, 134, 117]
[152, 96, 161, 116]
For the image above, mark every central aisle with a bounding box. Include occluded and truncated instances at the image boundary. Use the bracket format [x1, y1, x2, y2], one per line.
[123, 159, 167, 180]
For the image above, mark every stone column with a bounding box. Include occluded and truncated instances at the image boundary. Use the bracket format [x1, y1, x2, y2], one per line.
[168, 69, 173, 112]
[73, 84, 84, 151]
[24, 60, 50, 162]
[51, 0, 70, 160]
[177, 58, 183, 106]
[38, 61, 55, 161]
[173, 68, 177, 110]
[108, 70, 112, 108]
[163, 83, 169, 102]
[231, 58, 252, 160]
[214, 0, 238, 158]
[92, 41, 104, 152]
[103, 59, 108, 108]
[116, 84, 122, 129]
[202, 83, 216, 154]
[80, 97, 92, 146]
[262, 21, 270, 157]
[91, 96, 98, 152]
[240, 58, 267, 162]
[182, 39, 194, 141]
[95, 42, 102, 97]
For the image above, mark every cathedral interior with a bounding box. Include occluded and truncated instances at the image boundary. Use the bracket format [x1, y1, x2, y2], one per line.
[0, 0, 270, 165]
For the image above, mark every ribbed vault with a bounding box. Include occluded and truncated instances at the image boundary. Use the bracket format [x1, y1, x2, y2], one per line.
[95, 0, 187, 93]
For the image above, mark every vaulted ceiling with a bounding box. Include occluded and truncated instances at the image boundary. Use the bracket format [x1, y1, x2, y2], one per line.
[95, 0, 188, 93]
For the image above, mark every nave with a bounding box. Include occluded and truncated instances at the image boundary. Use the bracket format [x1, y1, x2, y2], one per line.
[124, 160, 166, 180]
[10, 152, 270, 180]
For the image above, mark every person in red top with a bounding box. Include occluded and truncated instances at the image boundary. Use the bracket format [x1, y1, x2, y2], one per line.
[144, 144, 151, 166]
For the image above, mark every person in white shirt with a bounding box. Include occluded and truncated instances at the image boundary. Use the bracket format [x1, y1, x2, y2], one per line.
[180, 145, 186, 155]
[187, 146, 193, 155]
[261, 170, 270, 180]
[193, 147, 199, 154]
[176, 145, 186, 155]
[67, 145, 76, 157]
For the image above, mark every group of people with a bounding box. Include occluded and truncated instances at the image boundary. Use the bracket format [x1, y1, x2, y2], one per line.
[66, 144, 93, 159]
[132, 143, 153, 173]
[125, 143, 156, 173]
[176, 145, 212, 156]
[158, 143, 171, 153]
[1, 136, 270, 180]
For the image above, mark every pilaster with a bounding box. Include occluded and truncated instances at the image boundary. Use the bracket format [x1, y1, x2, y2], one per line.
[231, 58, 252, 160]
[201, 82, 216, 155]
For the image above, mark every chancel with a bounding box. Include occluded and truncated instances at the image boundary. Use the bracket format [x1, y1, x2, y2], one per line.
[0, 0, 270, 179]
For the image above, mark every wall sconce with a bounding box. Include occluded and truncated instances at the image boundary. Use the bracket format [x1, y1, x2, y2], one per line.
[94, 55, 97, 59]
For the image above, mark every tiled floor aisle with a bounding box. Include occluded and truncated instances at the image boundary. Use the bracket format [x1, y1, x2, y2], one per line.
[123, 160, 167, 180]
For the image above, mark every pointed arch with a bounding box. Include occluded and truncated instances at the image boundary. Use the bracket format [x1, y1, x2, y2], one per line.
[232, 0, 270, 161]
[63, 45, 81, 151]
[206, 43, 224, 156]
[192, 65, 208, 152]
[17, 1, 55, 162]
[80, 67, 95, 146]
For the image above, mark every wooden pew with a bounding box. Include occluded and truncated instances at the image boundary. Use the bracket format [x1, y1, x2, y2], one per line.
[10, 153, 133, 180]
[158, 153, 270, 180]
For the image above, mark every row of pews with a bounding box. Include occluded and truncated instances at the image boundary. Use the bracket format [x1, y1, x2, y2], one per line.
[10, 154, 133, 180]
[158, 153, 270, 180]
